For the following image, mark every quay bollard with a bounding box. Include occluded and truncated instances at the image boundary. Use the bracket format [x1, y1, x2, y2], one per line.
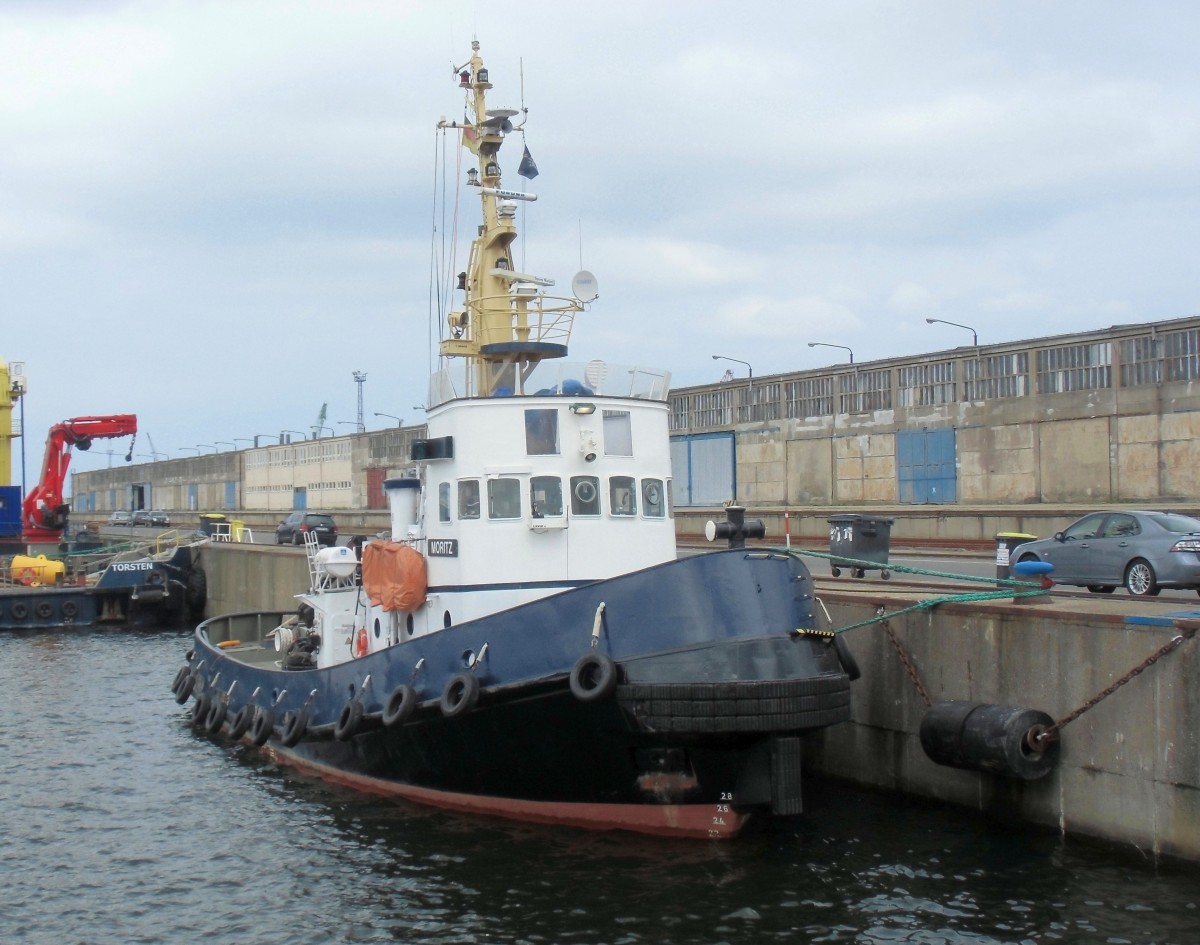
[1011, 559, 1053, 603]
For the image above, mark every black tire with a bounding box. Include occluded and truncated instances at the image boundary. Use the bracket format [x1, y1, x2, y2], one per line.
[1086, 585, 1116, 594]
[62, 600, 79, 619]
[334, 700, 364, 741]
[11, 602, 27, 620]
[36, 601, 54, 620]
[1124, 559, 1160, 597]
[228, 703, 255, 740]
[383, 684, 417, 727]
[174, 672, 196, 704]
[171, 664, 191, 695]
[249, 706, 275, 747]
[833, 634, 861, 681]
[292, 532, 302, 546]
[191, 691, 212, 726]
[830, 566, 841, 577]
[280, 707, 309, 746]
[569, 652, 618, 702]
[186, 570, 207, 615]
[205, 697, 228, 734]
[440, 673, 480, 718]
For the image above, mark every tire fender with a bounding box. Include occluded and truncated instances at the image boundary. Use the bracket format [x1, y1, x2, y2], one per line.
[280, 707, 309, 747]
[383, 684, 418, 727]
[334, 700, 364, 741]
[568, 652, 618, 702]
[440, 673, 480, 718]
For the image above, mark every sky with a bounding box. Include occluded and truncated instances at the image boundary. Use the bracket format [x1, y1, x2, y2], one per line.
[4, 0, 1199, 484]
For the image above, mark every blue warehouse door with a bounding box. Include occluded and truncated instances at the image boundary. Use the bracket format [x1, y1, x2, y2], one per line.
[897, 428, 957, 504]
[669, 432, 736, 507]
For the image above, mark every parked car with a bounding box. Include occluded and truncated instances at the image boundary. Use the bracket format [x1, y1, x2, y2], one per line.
[275, 512, 338, 547]
[107, 511, 131, 526]
[130, 510, 151, 526]
[1012, 510, 1200, 597]
[148, 510, 171, 527]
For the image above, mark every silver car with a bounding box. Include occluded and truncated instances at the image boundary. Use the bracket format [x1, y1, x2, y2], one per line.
[1012, 510, 1200, 597]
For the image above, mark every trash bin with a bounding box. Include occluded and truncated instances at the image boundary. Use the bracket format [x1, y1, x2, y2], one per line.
[995, 532, 1037, 580]
[230, 519, 245, 542]
[198, 512, 228, 537]
[827, 514, 894, 579]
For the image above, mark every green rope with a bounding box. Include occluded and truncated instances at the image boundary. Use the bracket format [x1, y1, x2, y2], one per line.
[775, 545, 1051, 636]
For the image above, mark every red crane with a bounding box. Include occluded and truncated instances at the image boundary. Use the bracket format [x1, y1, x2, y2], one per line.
[23, 414, 137, 541]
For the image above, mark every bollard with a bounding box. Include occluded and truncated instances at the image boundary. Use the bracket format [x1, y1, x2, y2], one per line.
[704, 505, 766, 549]
[1011, 559, 1054, 603]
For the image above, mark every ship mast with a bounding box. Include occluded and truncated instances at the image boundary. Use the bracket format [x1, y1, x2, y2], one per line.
[438, 42, 584, 398]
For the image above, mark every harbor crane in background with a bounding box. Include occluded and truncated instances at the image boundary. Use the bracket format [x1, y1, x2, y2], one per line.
[23, 414, 137, 542]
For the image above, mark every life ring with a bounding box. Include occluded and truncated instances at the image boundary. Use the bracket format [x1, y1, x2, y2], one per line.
[228, 703, 255, 740]
[569, 652, 618, 702]
[440, 672, 480, 718]
[62, 600, 79, 619]
[280, 707, 309, 747]
[17, 567, 37, 585]
[353, 626, 369, 658]
[573, 479, 597, 504]
[382, 684, 418, 727]
[334, 700, 364, 741]
[833, 634, 861, 682]
[36, 601, 54, 620]
[205, 696, 228, 734]
[249, 705, 275, 747]
[11, 602, 28, 620]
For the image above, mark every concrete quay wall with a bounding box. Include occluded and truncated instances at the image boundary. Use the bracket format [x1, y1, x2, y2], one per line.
[807, 590, 1200, 862]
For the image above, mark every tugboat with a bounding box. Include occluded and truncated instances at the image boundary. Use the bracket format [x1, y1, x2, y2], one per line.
[173, 42, 856, 839]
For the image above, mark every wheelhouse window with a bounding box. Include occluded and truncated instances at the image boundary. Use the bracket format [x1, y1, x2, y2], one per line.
[570, 476, 601, 515]
[488, 478, 522, 519]
[530, 476, 564, 518]
[641, 478, 666, 517]
[438, 482, 451, 523]
[610, 476, 637, 516]
[603, 410, 633, 456]
[524, 409, 559, 455]
[458, 480, 480, 520]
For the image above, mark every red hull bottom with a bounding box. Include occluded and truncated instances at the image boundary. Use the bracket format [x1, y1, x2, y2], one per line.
[264, 745, 751, 840]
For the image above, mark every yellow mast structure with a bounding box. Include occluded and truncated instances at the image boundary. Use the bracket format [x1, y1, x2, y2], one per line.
[0, 358, 23, 488]
[437, 42, 587, 398]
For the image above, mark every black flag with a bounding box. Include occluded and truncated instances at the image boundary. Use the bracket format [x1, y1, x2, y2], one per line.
[517, 144, 539, 179]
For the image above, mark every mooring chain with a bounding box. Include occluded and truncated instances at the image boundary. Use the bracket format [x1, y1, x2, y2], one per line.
[881, 617, 933, 708]
[1034, 626, 1196, 747]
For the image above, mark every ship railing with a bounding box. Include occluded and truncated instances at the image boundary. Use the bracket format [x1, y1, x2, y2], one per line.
[428, 360, 672, 407]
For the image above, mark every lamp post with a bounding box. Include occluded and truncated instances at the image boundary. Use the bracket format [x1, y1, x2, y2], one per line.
[925, 318, 979, 346]
[253, 433, 280, 447]
[373, 412, 403, 426]
[282, 429, 306, 444]
[215, 441, 235, 451]
[180, 447, 200, 455]
[234, 438, 253, 447]
[712, 354, 754, 421]
[315, 426, 334, 438]
[197, 444, 217, 453]
[807, 342, 854, 363]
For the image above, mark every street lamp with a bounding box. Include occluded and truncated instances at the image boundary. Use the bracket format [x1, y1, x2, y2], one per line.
[282, 430, 306, 443]
[234, 438, 253, 447]
[374, 412, 403, 426]
[808, 342, 854, 363]
[314, 426, 334, 438]
[215, 441, 235, 450]
[710, 354, 753, 380]
[179, 447, 200, 454]
[925, 318, 979, 346]
[197, 444, 217, 453]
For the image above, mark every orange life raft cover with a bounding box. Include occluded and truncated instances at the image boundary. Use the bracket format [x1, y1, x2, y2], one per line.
[361, 541, 428, 612]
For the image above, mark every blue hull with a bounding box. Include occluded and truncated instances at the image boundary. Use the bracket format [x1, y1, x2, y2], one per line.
[178, 549, 854, 837]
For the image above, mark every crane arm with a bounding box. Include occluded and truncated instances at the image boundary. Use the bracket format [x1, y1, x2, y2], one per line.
[22, 414, 138, 538]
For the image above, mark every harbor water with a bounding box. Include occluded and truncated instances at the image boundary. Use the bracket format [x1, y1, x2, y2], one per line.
[2, 629, 1197, 945]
